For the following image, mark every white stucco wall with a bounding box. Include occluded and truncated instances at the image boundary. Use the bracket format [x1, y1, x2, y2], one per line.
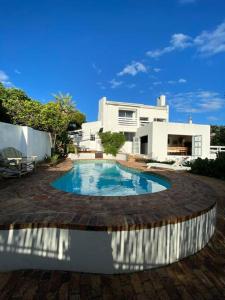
[136, 122, 211, 161]
[99, 98, 168, 133]
[0, 205, 216, 274]
[0, 122, 51, 161]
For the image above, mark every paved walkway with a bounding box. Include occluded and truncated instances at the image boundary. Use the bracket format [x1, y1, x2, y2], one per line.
[0, 162, 224, 299]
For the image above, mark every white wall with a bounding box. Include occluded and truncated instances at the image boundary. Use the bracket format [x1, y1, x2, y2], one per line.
[99, 99, 168, 133]
[136, 122, 211, 161]
[0, 122, 51, 161]
[0, 205, 216, 274]
[81, 98, 168, 154]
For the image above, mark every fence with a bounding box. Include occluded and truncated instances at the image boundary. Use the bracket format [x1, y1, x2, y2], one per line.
[210, 145, 225, 159]
[0, 122, 51, 161]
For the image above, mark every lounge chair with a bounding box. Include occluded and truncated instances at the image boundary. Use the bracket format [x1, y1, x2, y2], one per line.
[0, 147, 37, 172]
[147, 157, 191, 171]
[0, 166, 28, 178]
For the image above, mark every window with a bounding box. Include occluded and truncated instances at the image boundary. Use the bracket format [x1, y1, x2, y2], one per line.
[90, 134, 95, 141]
[119, 110, 134, 118]
[140, 117, 148, 121]
[153, 118, 166, 122]
[123, 132, 136, 142]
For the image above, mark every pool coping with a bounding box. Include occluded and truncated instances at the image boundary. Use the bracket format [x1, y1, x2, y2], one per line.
[0, 159, 218, 232]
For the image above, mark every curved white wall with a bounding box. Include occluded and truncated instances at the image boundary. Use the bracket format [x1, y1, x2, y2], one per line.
[0, 206, 216, 274]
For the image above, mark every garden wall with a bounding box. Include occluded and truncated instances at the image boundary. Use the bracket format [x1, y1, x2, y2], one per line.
[0, 122, 51, 161]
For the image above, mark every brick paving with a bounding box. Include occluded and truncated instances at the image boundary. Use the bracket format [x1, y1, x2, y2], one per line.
[0, 160, 217, 231]
[0, 160, 224, 299]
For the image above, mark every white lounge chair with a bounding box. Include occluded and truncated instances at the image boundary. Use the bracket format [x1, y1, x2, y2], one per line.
[147, 157, 191, 171]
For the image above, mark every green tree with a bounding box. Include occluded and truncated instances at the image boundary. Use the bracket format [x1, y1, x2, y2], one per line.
[0, 83, 32, 123]
[99, 131, 125, 156]
[40, 101, 70, 150]
[0, 84, 86, 154]
[211, 126, 225, 146]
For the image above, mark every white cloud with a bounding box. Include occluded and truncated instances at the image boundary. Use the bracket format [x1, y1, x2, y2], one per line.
[169, 90, 224, 113]
[14, 69, 21, 75]
[118, 61, 147, 76]
[168, 78, 187, 84]
[178, 78, 187, 83]
[194, 21, 225, 56]
[146, 20, 225, 58]
[146, 34, 192, 58]
[109, 78, 123, 89]
[92, 63, 102, 74]
[171, 33, 193, 49]
[153, 81, 162, 85]
[153, 68, 161, 72]
[0, 70, 9, 82]
[0, 70, 13, 86]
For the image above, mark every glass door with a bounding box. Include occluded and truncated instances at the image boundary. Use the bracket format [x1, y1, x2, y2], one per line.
[192, 135, 202, 157]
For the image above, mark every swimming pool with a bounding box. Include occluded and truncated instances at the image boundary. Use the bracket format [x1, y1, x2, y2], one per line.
[51, 160, 171, 196]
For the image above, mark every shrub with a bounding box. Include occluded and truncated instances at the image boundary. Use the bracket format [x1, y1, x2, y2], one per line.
[190, 153, 225, 179]
[99, 131, 125, 156]
[67, 143, 77, 154]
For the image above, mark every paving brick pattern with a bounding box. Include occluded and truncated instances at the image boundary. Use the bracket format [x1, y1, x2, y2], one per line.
[0, 160, 217, 231]
[0, 160, 224, 299]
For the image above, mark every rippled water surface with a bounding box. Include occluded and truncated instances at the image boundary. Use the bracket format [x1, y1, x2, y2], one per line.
[51, 161, 171, 196]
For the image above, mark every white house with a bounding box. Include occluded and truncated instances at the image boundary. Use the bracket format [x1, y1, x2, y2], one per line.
[72, 95, 211, 161]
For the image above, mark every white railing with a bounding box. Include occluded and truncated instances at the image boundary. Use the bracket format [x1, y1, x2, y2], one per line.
[210, 145, 225, 154]
[118, 117, 137, 126]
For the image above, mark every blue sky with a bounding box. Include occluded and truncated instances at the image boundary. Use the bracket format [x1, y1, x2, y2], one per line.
[0, 0, 225, 124]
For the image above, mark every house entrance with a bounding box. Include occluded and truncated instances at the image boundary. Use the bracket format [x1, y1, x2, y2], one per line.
[140, 135, 148, 155]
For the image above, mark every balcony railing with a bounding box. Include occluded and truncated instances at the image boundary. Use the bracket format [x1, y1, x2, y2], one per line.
[210, 146, 225, 154]
[118, 117, 137, 126]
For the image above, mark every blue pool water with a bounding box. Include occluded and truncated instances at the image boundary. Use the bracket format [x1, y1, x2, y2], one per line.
[51, 161, 171, 196]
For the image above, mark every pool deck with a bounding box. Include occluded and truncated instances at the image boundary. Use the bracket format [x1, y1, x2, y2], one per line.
[0, 159, 217, 231]
[0, 159, 224, 298]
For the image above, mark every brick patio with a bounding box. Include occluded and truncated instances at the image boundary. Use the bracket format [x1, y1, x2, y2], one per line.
[0, 160, 224, 299]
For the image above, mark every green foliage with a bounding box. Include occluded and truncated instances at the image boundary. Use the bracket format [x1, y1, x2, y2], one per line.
[67, 143, 77, 154]
[50, 154, 60, 165]
[190, 152, 225, 179]
[69, 110, 86, 128]
[211, 126, 225, 146]
[0, 84, 86, 155]
[99, 131, 125, 156]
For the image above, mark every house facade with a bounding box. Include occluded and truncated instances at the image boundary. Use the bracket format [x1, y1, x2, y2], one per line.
[72, 95, 210, 161]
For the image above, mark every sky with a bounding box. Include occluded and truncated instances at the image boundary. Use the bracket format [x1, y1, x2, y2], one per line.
[0, 0, 225, 124]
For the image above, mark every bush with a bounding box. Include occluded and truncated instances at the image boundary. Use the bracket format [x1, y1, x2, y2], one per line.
[190, 152, 225, 179]
[67, 143, 77, 154]
[99, 131, 125, 156]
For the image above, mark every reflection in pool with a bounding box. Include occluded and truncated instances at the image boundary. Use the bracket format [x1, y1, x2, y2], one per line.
[51, 161, 171, 196]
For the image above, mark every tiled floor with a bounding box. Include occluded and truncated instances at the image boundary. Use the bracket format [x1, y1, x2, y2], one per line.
[0, 160, 224, 299]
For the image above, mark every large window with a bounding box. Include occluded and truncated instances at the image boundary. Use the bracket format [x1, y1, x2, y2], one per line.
[123, 132, 136, 142]
[119, 110, 134, 118]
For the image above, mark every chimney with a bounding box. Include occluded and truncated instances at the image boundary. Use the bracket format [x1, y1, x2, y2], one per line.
[157, 95, 166, 106]
[188, 115, 192, 124]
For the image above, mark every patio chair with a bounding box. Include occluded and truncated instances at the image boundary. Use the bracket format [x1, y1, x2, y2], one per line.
[0, 147, 37, 172]
[146, 157, 191, 171]
[0, 155, 30, 178]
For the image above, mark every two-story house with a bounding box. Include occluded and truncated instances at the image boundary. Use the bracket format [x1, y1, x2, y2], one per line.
[72, 95, 210, 161]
